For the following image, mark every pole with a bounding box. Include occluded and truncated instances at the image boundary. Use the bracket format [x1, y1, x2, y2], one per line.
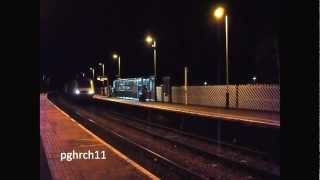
[153, 41, 157, 102]
[118, 56, 121, 79]
[92, 69, 95, 80]
[184, 67, 188, 105]
[102, 64, 105, 95]
[225, 15, 230, 109]
[102, 64, 105, 77]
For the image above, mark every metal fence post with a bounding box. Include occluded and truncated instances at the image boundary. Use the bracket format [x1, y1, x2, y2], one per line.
[184, 67, 188, 105]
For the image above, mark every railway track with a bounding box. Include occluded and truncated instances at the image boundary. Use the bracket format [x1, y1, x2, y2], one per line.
[91, 95, 280, 161]
[89, 106, 280, 179]
[49, 94, 206, 179]
[49, 92, 279, 179]
[99, 105, 276, 160]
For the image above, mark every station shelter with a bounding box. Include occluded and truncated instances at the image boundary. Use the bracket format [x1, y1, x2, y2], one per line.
[112, 76, 155, 101]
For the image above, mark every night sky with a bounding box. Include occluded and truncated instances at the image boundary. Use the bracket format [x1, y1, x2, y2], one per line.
[40, 0, 279, 87]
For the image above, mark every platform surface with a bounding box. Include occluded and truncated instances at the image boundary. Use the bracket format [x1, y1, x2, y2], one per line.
[93, 95, 280, 128]
[40, 94, 158, 180]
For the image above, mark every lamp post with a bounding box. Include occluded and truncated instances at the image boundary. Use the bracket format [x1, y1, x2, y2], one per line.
[80, 72, 85, 78]
[145, 35, 157, 102]
[89, 67, 95, 80]
[252, 76, 257, 84]
[112, 54, 121, 79]
[99, 62, 105, 95]
[214, 6, 230, 108]
[98, 62, 104, 77]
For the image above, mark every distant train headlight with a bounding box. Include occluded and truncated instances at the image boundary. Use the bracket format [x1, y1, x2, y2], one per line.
[88, 89, 94, 95]
[74, 89, 80, 95]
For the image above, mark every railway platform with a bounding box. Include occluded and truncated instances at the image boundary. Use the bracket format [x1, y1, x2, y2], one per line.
[40, 94, 158, 180]
[93, 95, 280, 128]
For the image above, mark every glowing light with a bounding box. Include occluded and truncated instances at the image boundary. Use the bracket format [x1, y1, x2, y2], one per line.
[204, 81, 208, 86]
[90, 80, 95, 92]
[214, 7, 225, 19]
[88, 89, 94, 95]
[145, 35, 153, 44]
[74, 89, 80, 95]
[113, 54, 118, 59]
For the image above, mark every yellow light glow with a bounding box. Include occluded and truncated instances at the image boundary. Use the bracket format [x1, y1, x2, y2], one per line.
[113, 54, 118, 59]
[90, 80, 95, 92]
[145, 35, 153, 44]
[88, 89, 94, 94]
[214, 7, 225, 19]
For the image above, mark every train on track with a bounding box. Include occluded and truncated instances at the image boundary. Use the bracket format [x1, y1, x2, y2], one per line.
[64, 78, 95, 99]
[62, 76, 155, 101]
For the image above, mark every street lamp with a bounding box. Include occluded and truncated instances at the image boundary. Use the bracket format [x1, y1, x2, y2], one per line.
[252, 76, 257, 84]
[98, 62, 105, 77]
[213, 6, 230, 108]
[112, 53, 121, 79]
[80, 72, 85, 78]
[98, 62, 106, 95]
[214, 7, 225, 19]
[89, 67, 95, 80]
[145, 35, 157, 102]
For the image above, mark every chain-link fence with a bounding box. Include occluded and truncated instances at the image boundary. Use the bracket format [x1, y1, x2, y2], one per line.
[157, 84, 280, 112]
